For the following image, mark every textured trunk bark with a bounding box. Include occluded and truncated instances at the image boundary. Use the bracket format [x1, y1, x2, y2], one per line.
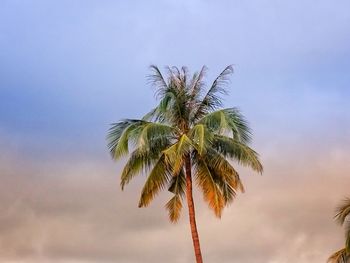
[185, 156, 203, 263]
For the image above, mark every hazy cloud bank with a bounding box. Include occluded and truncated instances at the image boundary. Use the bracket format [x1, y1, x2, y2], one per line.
[0, 138, 348, 263]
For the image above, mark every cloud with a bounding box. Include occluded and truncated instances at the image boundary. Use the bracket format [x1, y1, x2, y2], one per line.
[0, 137, 348, 263]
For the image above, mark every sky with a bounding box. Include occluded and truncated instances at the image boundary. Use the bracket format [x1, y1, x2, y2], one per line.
[0, 0, 349, 262]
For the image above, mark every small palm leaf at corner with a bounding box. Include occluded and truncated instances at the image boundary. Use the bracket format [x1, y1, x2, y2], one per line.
[328, 248, 349, 263]
[335, 198, 350, 226]
[329, 198, 350, 263]
[335, 198, 350, 254]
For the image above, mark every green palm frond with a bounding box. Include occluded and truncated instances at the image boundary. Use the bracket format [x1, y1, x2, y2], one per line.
[107, 119, 146, 160]
[108, 120, 175, 160]
[163, 134, 193, 175]
[189, 124, 213, 156]
[137, 122, 177, 149]
[212, 135, 263, 173]
[168, 169, 186, 195]
[120, 148, 154, 190]
[148, 82, 190, 130]
[166, 169, 186, 222]
[199, 108, 252, 143]
[120, 134, 171, 190]
[138, 155, 172, 207]
[143, 86, 178, 123]
[147, 65, 189, 126]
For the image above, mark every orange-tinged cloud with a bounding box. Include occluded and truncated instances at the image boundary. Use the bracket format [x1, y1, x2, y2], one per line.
[0, 139, 348, 263]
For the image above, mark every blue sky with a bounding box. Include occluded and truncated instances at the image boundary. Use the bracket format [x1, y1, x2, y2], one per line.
[1, 0, 349, 151]
[0, 1, 349, 262]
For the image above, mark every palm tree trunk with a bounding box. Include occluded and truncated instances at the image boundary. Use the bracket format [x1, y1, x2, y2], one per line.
[185, 156, 203, 263]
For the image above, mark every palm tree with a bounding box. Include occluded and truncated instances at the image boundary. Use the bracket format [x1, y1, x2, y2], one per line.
[328, 198, 350, 263]
[107, 65, 263, 263]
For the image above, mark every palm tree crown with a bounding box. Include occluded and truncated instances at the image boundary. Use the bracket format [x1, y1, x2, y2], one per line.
[107, 65, 263, 263]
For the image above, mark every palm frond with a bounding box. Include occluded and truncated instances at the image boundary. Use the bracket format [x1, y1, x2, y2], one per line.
[148, 65, 168, 99]
[143, 85, 177, 122]
[166, 169, 186, 222]
[107, 119, 146, 160]
[335, 198, 350, 225]
[137, 122, 176, 149]
[120, 134, 171, 190]
[193, 149, 244, 205]
[189, 124, 213, 156]
[194, 158, 225, 217]
[166, 195, 183, 223]
[168, 169, 186, 195]
[328, 248, 348, 263]
[138, 155, 171, 207]
[215, 176, 237, 204]
[166, 66, 183, 91]
[212, 135, 263, 173]
[148, 66, 191, 127]
[142, 107, 158, 121]
[335, 198, 350, 254]
[190, 66, 207, 97]
[180, 66, 189, 88]
[120, 149, 154, 190]
[163, 134, 193, 175]
[205, 149, 245, 193]
[193, 65, 234, 120]
[199, 108, 252, 143]
[147, 85, 189, 130]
